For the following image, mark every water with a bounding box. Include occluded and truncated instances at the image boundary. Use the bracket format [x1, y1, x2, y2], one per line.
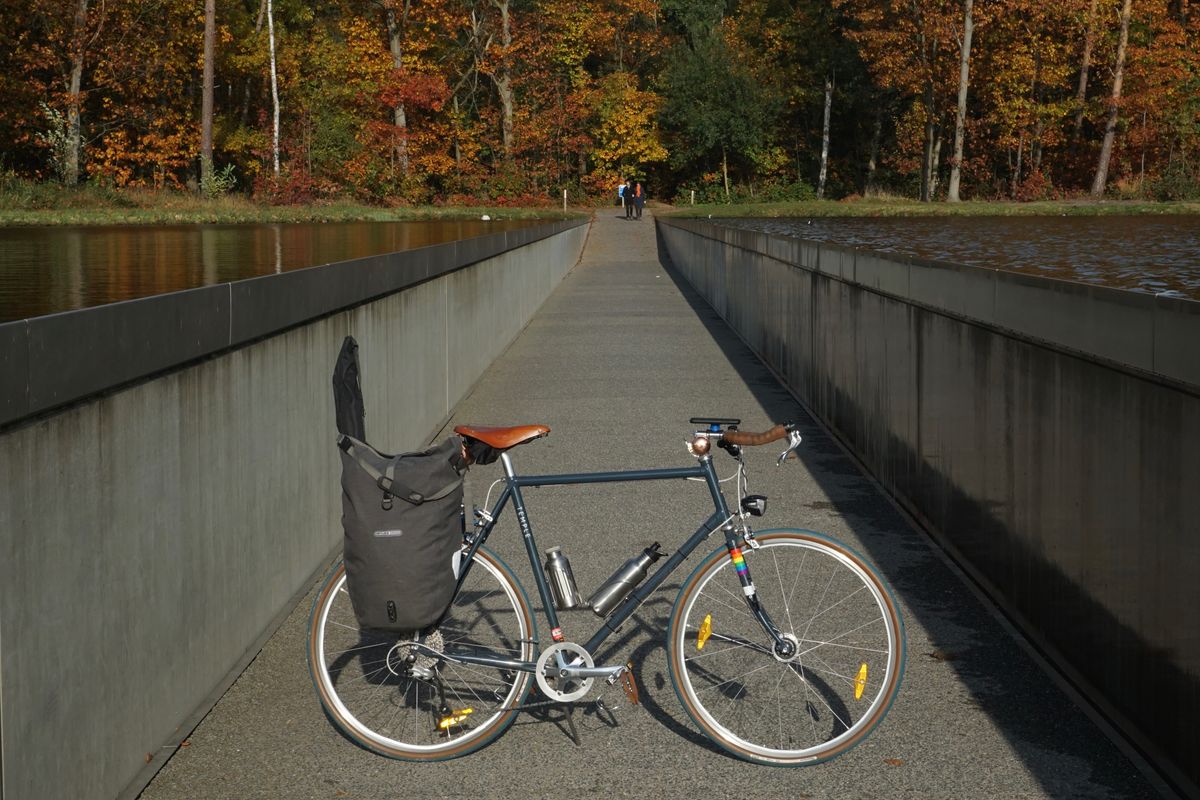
[0, 219, 541, 322]
[719, 215, 1200, 300]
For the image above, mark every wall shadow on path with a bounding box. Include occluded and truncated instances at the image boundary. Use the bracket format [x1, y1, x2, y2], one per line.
[651, 227, 1180, 799]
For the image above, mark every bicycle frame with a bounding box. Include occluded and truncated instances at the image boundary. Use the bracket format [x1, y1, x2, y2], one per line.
[444, 449, 790, 674]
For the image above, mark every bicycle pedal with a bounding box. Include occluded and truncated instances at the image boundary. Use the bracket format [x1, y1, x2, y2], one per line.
[437, 708, 474, 731]
[620, 663, 639, 706]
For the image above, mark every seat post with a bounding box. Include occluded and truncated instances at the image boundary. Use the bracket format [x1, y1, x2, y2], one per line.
[500, 451, 516, 480]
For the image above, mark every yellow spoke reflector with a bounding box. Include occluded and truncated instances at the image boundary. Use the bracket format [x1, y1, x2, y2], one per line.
[438, 708, 475, 730]
[697, 614, 713, 650]
[854, 663, 868, 700]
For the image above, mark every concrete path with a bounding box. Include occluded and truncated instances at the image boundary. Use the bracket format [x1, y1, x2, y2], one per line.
[139, 206, 1167, 799]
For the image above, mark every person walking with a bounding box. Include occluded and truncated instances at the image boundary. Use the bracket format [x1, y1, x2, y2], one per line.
[633, 181, 645, 219]
[624, 178, 635, 219]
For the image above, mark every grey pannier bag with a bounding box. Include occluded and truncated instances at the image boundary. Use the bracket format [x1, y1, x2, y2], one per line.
[338, 433, 467, 631]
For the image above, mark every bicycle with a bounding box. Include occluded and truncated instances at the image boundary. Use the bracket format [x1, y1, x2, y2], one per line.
[308, 417, 905, 766]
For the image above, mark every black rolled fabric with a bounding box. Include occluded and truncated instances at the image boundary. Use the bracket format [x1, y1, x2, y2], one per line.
[332, 335, 366, 441]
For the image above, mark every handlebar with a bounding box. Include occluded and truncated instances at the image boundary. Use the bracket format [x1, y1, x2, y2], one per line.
[720, 424, 791, 447]
[690, 421, 801, 466]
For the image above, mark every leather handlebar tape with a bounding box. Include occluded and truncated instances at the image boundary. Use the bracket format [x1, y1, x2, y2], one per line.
[720, 424, 789, 447]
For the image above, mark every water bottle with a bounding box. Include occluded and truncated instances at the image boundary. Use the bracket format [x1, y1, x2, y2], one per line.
[544, 547, 583, 610]
[589, 542, 665, 617]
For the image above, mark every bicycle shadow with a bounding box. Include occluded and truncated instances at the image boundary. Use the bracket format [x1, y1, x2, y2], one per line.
[521, 593, 855, 759]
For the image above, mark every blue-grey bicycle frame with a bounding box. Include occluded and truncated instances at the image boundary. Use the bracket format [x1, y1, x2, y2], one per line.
[446, 450, 788, 673]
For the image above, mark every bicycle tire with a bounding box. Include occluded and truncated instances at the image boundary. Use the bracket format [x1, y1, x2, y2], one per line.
[667, 529, 904, 765]
[308, 546, 535, 760]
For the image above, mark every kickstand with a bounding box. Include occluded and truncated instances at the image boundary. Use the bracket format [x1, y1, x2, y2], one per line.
[563, 703, 581, 746]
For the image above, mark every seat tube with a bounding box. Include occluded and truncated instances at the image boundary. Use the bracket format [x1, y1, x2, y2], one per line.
[501, 453, 564, 641]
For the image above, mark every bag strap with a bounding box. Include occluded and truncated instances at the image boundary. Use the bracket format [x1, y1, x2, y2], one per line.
[338, 435, 463, 505]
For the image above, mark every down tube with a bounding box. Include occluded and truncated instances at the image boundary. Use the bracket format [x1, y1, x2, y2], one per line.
[583, 509, 727, 655]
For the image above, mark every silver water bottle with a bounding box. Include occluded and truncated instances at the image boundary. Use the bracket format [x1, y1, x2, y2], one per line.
[544, 547, 583, 610]
[589, 542, 665, 617]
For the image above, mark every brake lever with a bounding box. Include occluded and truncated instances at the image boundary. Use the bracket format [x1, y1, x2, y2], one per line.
[776, 430, 803, 466]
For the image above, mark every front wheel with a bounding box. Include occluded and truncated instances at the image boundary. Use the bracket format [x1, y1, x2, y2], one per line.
[667, 530, 904, 765]
[308, 546, 535, 760]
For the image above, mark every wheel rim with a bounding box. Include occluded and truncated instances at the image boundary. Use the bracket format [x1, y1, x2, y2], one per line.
[671, 533, 902, 763]
[310, 551, 532, 758]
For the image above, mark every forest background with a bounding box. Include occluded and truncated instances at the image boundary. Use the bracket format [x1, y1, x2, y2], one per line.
[2, 0, 1198, 208]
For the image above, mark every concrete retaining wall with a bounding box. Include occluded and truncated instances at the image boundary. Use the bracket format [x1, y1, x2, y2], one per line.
[657, 217, 1200, 797]
[0, 218, 588, 800]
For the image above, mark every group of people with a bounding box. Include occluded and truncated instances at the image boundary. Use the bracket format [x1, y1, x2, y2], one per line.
[617, 178, 646, 220]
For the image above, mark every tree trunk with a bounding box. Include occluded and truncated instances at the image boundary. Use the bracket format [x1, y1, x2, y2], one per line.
[910, 0, 935, 201]
[201, 0, 215, 188]
[385, 1, 409, 176]
[1012, 135, 1024, 198]
[452, 95, 463, 173]
[947, 0, 973, 202]
[64, 0, 89, 185]
[1073, 0, 1100, 140]
[866, 104, 881, 192]
[722, 145, 730, 201]
[817, 75, 832, 199]
[492, 0, 514, 161]
[929, 128, 943, 198]
[921, 88, 934, 201]
[1031, 46, 1045, 174]
[267, 0, 280, 176]
[1091, 0, 1132, 196]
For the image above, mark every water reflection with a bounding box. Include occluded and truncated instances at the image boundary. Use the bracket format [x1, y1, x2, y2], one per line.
[720, 215, 1200, 300]
[0, 219, 540, 322]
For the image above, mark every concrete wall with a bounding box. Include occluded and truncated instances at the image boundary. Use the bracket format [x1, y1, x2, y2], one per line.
[657, 217, 1200, 797]
[0, 219, 587, 800]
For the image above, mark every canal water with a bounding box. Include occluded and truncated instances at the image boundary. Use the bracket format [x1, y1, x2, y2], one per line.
[720, 215, 1200, 300]
[0, 219, 540, 323]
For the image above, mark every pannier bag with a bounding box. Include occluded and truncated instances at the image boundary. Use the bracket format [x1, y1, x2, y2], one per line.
[337, 433, 467, 632]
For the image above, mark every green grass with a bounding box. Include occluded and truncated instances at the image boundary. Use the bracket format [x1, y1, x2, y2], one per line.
[658, 196, 1200, 218]
[6, 175, 1198, 225]
[0, 178, 584, 226]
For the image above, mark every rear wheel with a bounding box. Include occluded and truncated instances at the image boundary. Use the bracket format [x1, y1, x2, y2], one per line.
[308, 547, 535, 760]
[667, 530, 904, 765]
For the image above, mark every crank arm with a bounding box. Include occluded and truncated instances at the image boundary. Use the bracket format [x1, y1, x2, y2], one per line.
[556, 660, 627, 682]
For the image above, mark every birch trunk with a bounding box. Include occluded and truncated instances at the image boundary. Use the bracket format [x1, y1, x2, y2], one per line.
[947, 0, 974, 202]
[64, 0, 89, 185]
[267, 0, 280, 176]
[1091, 0, 1132, 196]
[817, 76, 832, 199]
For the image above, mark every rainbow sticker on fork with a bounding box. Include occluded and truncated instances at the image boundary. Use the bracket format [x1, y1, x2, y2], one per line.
[729, 547, 748, 575]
